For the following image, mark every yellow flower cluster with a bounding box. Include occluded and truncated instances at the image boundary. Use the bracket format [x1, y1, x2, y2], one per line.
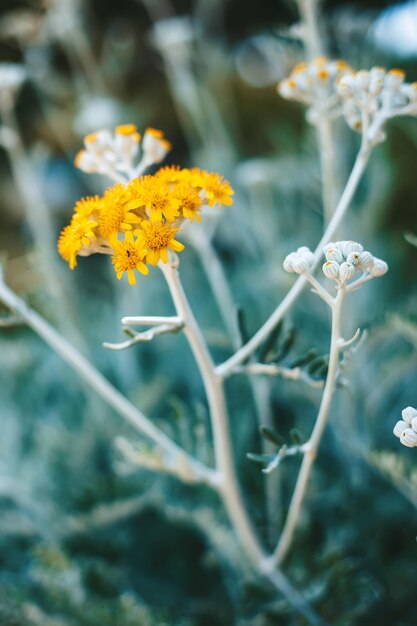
[58, 157, 234, 285]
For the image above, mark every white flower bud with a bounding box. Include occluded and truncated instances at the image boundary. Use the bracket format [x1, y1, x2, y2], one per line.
[339, 261, 356, 282]
[370, 66, 386, 81]
[326, 247, 344, 263]
[342, 241, 364, 257]
[322, 260, 339, 280]
[142, 128, 171, 164]
[292, 257, 309, 274]
[84, 129, 113, 157]
[400, 428, 417, 448]
[355, 70, 370, 91]
[74, 150, 97, 173]
[358, 251, 374, 269]
[297, 246, 315, 267]
[386, 68, 405, 91]
[283, 253, 297, 273]
[279, 79, 297, 99]
[346, 251, 361, 266]
[338, 75, 355, 98]
[323, 242, 337, 254]
[393, 420, 409, 438]
[402, 406, 417, 424]
[370, 258, 388, 277]
[369, 78, 384, 96]
[411, 417, 417, 433]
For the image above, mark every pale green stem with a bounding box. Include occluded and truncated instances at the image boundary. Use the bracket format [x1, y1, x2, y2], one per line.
[270, 287, 345, 566]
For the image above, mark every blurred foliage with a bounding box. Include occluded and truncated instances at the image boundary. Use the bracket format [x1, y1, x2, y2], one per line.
[1, 0, 417, 625]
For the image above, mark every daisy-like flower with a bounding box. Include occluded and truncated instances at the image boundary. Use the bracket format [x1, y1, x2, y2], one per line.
[111, 232, 149, 285]
[174, 183, 204, 221]
[128, 176, 180, 222]
[136, 220, 185, 265]
[58, 215, 98, 269]
[73, 195, 102, 219]
[98, 184, 142, 244]
[155, 164, 185, 186]
[190, 169, 234, 207]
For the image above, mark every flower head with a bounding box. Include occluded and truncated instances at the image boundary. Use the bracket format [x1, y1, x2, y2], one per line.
[278, 57, 353, 116]
[136, 221, 185, 265]
[128, 176, 180, 222]
[98, 184, 142, 244]
[60, 125, 233, 281]
[174, 183, 204, 221]
[322, 241, 388, 286]
[338, 66, 417, 144]
[58, 215, 98, 269]
[190, 169, 234, 207]
[111, 232, 149, 285]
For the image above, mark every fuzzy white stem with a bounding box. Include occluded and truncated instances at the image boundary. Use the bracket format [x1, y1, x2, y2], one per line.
[159, 260, 325, 626]
[271, 288, 345, 566]
[217, 148, 369, 376]
[297, 0, 323, 59]
[122, 315, 183, 327]
[0, 274, 216, 488]
[304, 272, 334, 306]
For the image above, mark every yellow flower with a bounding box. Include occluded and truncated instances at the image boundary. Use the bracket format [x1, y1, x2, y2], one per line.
[73, 195, 102, 219]
[154, 164, 185, 186]
[128, 176, 180, 222]
[111, 232, 149, 285]
[58, 215, 97, 269]
[98, 184, 142, 244]
[173, 183, 203, 222]
[136, 220, 185, 265]
[189, 169, 234, 207]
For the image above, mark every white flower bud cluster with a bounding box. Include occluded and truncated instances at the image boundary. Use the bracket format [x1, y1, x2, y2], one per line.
[338, 67, 417, 142]
[74, 126, 171, 178]
[283, 246, 315, 274]
[393, 407, 417, 448]
[278, 57, 353, 111]
[322, 241, 388, 285]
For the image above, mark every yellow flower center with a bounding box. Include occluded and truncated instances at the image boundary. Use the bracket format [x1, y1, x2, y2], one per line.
[113, 241, 143, 270]
[99, 204, 128, 237]
[144, 222, 175, 250]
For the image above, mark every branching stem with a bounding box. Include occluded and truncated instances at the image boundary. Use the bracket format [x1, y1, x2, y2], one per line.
[217, 147, 369, 376]
[270, 287, 345, 565]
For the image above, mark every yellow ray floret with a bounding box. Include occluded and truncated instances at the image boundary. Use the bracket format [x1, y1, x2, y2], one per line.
[136, 220, 185, 265]
[111, 232, 149, 285]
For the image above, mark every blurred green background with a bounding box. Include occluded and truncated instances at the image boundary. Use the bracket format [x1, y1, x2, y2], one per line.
[1, 1, 417, 625]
